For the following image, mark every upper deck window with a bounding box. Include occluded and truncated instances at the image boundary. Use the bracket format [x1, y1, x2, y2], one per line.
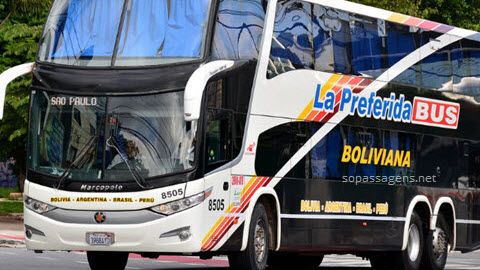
[38, 0, 211, 67]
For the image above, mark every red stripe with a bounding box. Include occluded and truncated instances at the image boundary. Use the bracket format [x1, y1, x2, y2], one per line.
[404, 17, 423, 27]
[320, 79, 372, 123]
[330, 75, 351, 92]
[203, 177, 268, 250]
[316, 78, 365, 123]
[240, 178, 268, 208]
[240, 202, 250, 213]
[419, 20, 440, 30]
[203, 216, 235, 251]
[262, 177, 273, 187]
[204, 176, 272, 251]
[312, 111, 328, 122]
[305, 110, 320, 121]
[241, 177, 266, 204]
[345, 77, 363, 89]
[320, 105, 340, 123]
[205, 177, 268, 250]
[352, 79, 372, 94]
[206, 221, 235, 251]
[0, 234, 24, 240]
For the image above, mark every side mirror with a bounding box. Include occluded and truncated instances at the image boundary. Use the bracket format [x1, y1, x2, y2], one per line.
[0, 63, 34, 119]
[184, 60, 235, 122]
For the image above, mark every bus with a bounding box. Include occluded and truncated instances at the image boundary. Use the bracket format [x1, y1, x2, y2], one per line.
[1, 0, 480, 269]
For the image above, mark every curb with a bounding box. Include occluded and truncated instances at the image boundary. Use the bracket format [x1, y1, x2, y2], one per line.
[0, 213, 24, 222]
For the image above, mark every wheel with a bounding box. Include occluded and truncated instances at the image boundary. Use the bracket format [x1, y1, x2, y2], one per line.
[268, 252, 323, 269]
[421, 213, 449, 270]
[370, 211, 424, 270]
[401, 211, 425, 270]
[87, 251, 129, 270]
[228, 203, 269, 270]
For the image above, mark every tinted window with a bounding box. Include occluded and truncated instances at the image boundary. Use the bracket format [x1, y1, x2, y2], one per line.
[212, 0, 265, 60]
[206, 109, 232, 171]
[268, 1, 314, 79]
[204, 78, 250, 173]
[452, 39, 480, 97]
[289, 125, 416, 181]
[269, 2, 388, 79]
[387, 23, 421, 85]
[255, 122, 316, 177]
[350, 16, 385, 78]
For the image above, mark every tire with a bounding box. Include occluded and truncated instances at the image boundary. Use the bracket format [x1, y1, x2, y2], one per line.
[421, 213, 449, 270]
[87, 251, 129, 270]
[370, 211, 424, 270]
[400, 211, 425, 270]
[228, 203, 270, 270]
[268, 252, 324, 269]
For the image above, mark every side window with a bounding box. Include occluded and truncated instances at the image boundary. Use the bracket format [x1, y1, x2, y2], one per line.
[232, 113, 247, 158]
[420, 31, 452, 90]
[255, 122, 313, 177]
[269, 2, 386, 79]
[268, 0, 314, 79]
[289, 125, 416, 181]
[212, 0, 265, 60]
[206, 109, 232, 170]
[452, 39, 480, 97]
[314, 6, 352, 74]
[204, 78, 248, 173]
[350, 16, 386, 78]
[387, 22, 421, 86]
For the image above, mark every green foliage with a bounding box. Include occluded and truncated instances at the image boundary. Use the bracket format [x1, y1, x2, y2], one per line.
[0, 0, 49, 178]
[0, 201, 23, 215]
[3, 0, 51, 19]
[353, 0, 480, 31]
[0, 187, 21, 199]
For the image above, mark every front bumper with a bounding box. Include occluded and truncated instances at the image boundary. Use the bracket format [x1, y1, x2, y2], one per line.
[24, 205, 205, 253]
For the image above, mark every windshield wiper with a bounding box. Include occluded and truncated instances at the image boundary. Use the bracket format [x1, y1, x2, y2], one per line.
[106, 135, 150, 189]
[55, 135, 99, 189]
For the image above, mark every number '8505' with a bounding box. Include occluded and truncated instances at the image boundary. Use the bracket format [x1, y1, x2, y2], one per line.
[208, 199, 225, 211]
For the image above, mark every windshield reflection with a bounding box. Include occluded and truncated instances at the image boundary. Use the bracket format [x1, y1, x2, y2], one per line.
[105, 92, 195, 180]
[28, 91, 195, 182]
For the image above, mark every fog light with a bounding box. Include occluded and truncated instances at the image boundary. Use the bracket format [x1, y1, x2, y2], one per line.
[25, 230, 32, 239]
[179, 230, 191, 241]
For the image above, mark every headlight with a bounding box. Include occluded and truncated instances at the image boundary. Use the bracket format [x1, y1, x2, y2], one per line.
[151, 192, 205, 215]
[24, 197, 56, 214]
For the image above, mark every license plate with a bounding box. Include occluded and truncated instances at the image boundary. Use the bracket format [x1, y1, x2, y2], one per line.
[86, 233, 114, 246]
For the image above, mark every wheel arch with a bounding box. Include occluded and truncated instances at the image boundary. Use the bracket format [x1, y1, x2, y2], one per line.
[402, 195, 432, 250]
[432, 197, 456, 251]
[240, 187, 281, 251]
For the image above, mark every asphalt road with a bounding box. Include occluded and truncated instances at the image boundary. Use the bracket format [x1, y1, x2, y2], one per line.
[1, 248, 480, 270]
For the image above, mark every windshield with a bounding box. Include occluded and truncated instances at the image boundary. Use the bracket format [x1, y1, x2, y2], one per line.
[28, 91, 195, 182]
[38, 0, 211, 67]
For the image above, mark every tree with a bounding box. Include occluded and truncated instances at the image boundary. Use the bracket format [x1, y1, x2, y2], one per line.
[353, 0, 480, 31]
[0, 0, 49, 189]
[0, 0, 50, 27]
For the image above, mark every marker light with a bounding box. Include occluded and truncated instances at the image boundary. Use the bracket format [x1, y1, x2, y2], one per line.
[24, 197, 56, 214]
[151, 192, 205, 215]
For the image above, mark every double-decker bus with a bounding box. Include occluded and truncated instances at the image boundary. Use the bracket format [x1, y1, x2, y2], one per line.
[1, 0, 480, 269]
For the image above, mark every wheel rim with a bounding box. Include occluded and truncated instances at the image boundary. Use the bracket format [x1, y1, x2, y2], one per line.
[407, 223, 421, 262]
[254, 219, 266, 263]
[432, 227, 447, 260]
